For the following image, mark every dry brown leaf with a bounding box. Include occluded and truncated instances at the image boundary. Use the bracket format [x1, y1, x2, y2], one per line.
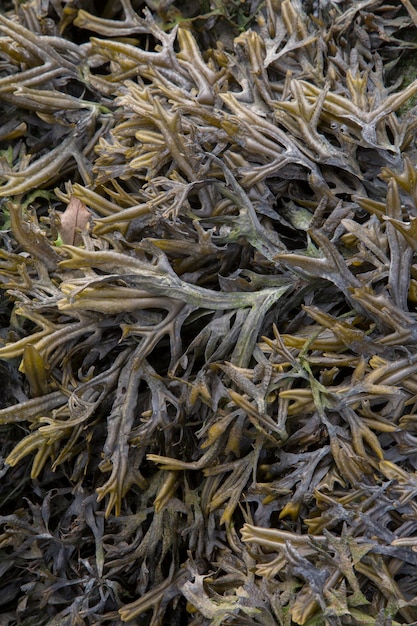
[58, 195, 91, 245]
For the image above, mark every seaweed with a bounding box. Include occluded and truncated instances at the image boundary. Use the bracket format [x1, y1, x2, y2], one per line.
[1, 0, 417, 624]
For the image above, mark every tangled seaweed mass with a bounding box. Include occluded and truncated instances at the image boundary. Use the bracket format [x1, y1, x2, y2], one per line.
[2, 0, 417, 623]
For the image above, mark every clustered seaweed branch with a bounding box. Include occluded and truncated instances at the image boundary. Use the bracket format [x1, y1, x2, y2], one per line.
[1, 0, 417, 624]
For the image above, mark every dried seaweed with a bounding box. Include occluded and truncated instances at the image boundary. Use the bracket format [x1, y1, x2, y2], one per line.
[1, 0, 417, 624]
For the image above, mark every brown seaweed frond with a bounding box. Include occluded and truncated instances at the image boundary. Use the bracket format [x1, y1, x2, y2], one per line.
[1, 1, 417, 624]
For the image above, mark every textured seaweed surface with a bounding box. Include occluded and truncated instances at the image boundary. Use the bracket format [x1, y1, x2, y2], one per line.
[2, 0, 417, 624]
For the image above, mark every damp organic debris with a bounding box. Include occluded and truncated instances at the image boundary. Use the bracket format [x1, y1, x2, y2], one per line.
[2, 0, 417, 624]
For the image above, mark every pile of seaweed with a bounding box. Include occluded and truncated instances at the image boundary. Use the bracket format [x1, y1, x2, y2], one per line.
[2, 0, 417, 624]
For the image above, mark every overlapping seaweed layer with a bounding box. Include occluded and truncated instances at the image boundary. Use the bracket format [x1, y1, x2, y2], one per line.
[1, 0, 417, 624]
